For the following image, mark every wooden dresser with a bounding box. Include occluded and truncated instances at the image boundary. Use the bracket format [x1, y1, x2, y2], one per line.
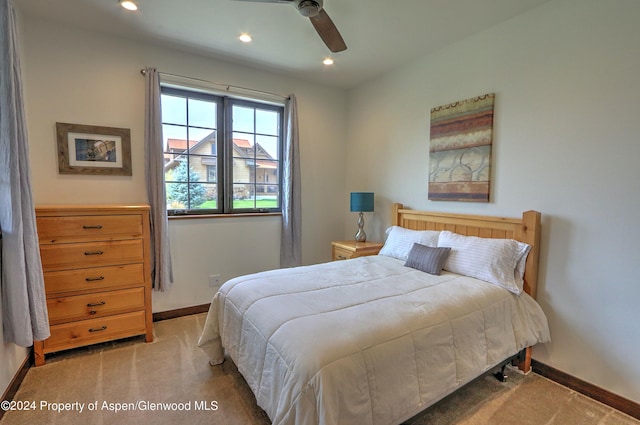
[34, 205, 153, 366]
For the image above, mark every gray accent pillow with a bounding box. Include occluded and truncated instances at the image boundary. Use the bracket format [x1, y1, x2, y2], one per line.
[404, 243, 451, 275]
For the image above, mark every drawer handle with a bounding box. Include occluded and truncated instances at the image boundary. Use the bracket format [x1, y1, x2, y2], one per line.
[85, 276, 105, 282]
[337, 255, 347, 260]
[88, 326, 107, 333]
[84, 250, 104, 256]
[83, 225, 103, 229]
[87, 301, 106, 307]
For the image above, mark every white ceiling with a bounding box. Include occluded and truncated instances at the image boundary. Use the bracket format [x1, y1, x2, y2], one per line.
[13, 0, 551, 89]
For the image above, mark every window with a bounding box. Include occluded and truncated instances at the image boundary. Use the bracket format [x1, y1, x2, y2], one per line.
[161, 87, 284, 215]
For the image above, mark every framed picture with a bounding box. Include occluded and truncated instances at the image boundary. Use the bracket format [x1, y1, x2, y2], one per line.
[56, 122, 132, 176]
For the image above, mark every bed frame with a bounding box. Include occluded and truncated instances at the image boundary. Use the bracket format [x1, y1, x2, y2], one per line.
[392, 203, 542, 373]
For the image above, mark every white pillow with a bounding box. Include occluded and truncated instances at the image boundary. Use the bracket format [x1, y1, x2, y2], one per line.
[437, 231, 531, 294]
[379, 226, 440, 261]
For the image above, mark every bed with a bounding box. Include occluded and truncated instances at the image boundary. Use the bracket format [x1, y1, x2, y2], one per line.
[198, 204, 550, 425]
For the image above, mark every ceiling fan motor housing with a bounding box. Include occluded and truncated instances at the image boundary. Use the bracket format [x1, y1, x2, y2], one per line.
[295, 0, 323, 17]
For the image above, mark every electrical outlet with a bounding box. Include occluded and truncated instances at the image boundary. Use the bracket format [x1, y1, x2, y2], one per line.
[209, 274, 221, 287]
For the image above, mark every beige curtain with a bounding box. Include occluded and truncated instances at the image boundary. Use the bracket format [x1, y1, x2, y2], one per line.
[144, 67, 174, 291]
[280, 94, 302, 268]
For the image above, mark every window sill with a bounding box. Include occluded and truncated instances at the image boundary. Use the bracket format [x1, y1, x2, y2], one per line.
[168, 212, 282, 220]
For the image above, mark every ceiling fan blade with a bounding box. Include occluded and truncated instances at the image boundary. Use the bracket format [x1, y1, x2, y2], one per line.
[309, 9, 347, 53]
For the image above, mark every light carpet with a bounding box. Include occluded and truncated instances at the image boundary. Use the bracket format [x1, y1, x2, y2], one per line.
[2, 313, 638, 425]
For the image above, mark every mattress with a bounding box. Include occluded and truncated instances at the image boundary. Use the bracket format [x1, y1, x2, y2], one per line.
[198, 255, 550, 425]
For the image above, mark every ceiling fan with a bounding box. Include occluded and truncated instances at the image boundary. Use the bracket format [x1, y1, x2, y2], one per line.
[232, 0, 347, 52]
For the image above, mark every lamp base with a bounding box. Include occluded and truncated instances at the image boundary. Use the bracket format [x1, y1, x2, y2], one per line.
[354, 212, 367, 242]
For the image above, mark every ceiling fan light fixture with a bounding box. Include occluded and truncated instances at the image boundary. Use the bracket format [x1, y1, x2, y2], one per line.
[297, 0, 321, 18]
[322, 57, 334, 66]
[119, 0, 138, 11]
[239, 33, 252, 43]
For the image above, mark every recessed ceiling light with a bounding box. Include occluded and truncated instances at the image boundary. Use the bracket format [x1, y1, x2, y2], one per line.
[119, 0, 138, 11]
[239, 33, 252, 43]
[323, 58, 334, 66]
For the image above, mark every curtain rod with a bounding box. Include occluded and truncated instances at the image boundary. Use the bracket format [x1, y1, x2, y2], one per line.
[140, 68, 288, 100]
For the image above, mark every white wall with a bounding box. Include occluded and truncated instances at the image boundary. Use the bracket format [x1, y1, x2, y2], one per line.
[0, 12, 348, 395]
[346, 0, 640, 404]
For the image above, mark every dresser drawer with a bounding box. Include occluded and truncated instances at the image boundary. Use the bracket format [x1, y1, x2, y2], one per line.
[37, 214, 143, 243]
[44, 264, 144, 295]
[47, 287, 145, 325]
[44, 310, 147, 353]
[332, 246, 354, 260]
[40, 239, 144, 271]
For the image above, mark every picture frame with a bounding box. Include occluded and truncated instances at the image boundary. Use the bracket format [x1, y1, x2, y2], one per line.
[56, 122, 132, 176]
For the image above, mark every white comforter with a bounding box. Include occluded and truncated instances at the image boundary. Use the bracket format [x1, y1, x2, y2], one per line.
[198, 255, 550, 425]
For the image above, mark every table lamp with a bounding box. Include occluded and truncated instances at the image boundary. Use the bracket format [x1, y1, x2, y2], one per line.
[350, 192, 374, 242]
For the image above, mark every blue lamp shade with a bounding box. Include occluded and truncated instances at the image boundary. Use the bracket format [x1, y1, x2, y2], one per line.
[350, 192, 374, 212]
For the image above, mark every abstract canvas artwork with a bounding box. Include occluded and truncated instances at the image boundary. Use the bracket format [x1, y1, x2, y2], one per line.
[428, 93, 495, 202]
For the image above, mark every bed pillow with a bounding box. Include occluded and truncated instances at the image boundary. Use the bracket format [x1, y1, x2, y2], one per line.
[378, 226, 440, 261]
[404, 244, 451, 275]
[437, 231, 531, 294]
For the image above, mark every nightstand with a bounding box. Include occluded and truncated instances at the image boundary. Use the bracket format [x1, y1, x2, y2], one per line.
[331, 240, 384, 261]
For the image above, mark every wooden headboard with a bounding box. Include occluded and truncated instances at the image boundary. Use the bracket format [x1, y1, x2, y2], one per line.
[392, 203, 542, 299]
